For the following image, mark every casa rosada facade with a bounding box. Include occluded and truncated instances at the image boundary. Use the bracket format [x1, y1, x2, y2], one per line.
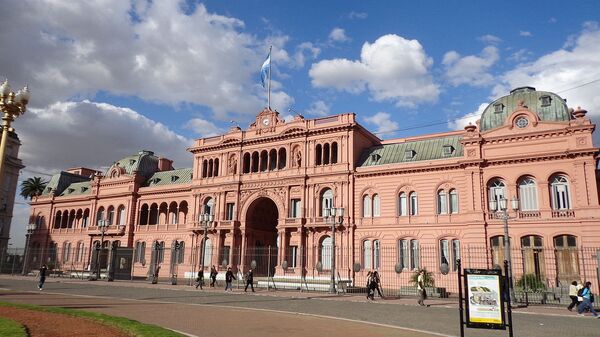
[27, 87, 600, 286]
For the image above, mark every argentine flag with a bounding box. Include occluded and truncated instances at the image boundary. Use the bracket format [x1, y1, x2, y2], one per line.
[260, 51, 271, 88]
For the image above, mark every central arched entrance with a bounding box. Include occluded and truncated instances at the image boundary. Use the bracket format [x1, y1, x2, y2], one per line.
[245, 197, 279, 276]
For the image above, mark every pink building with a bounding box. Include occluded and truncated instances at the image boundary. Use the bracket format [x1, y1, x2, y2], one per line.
[26, 87, 600, 293]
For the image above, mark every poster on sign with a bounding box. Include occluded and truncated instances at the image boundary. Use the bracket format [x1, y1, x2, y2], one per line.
[464, 269, 505, 330]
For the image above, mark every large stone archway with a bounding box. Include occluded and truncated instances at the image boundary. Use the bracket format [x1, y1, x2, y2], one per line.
[244, 197, 279, 276]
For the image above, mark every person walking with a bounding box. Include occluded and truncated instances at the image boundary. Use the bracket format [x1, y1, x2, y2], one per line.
[210, 265, 218, 287]
[372, 271, 384, 299]
[366, 271, 375, 300]
[195, 269, 204, 289]
[417, 270, 429, 307]
[577, 281, 599, 317]
[38, 265, 47, 290]
[244, 269, 255, 292]
[224, 267, 236, 292]
[567, 281, 581, 311]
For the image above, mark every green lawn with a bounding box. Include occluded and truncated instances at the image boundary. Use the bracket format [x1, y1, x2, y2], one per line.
[0, 302, 184, 337]
[0, 316, 27, 337]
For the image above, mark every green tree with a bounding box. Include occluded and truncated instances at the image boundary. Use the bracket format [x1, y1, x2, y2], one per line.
[410, 268, 435, 287]
[20, 177, 48, 200]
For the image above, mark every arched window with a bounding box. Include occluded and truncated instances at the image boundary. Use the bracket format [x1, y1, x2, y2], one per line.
[519, 177, 538, 210]
[75, 241, 85, 263]
[437, 190, 447, 214]
[54, 212, 61, 229]
[260, 150, 268, 172]
[251, 152, 259, 172]
[149, 203, 158, 225]
[315, 144, 322, 166]
[117, 205, 126, 226]
[488, 179, 506, 208]
[68, 210, 75, 228]
[409, 192, 418, 216]
[362, 195, 372, 217]
[554, 235, 579, 285]
[96, 207, 105, 226]
[521, 235, 545, 279]
[204, 197, 215, 215]
[320, 236, 332, 270]
[278, 148, 286, 169]
[550, 175, 571, 210]
[134, 241, 146, 264]
[331, 142, 338, 164]
[323, 143, 330, 165]
[449, 189, 459, 214]
[177, 241, 185, 264]
[62, 242, 71, 262]
[169, 202, 178, 224]
[208, 159, 214, 178]
[214, 158, 219, 177]
[202, 160, 207, 178]
[439, 239, 461, 271]
[107, 206, 115, 225]
[202, 238, 213, 268]
[269, 149, 277, 170]
[363, 240, 372, 270]
[321, 189, 334, 216]
[243, 153, 250, 173]
[139, 204, 149, 226]
[373, 194, 380, 217]
[396, 239, 422, 270]
[398, 192, 407, 216]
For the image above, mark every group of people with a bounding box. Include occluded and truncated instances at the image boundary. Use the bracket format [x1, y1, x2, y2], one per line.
[568, 280, 600, 318]
[195, 266, 255, 293]
[366, 270, 383, 300]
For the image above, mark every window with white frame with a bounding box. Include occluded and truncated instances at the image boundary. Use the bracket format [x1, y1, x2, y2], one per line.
[437, 190, 447, 214]
[398, 239, 409, 269]
[134, 241, 146, 263]
[550, 175, 571, 210]
[62, 242, 71, 262]
[410, 239, 420, 269]
[409, 192, 418, 216]
[287, 246, 298, 268]
[118, 205, 126, 226]
[321, 236, 332, 270]
[290, 199, 301, 218]
[449, 189, 459, 214]
[362, 195, 372, 217]
[440, 239, 450, 265]
[488, 180, 506, 207]
[107, 206, 115, 225]
[96, 207, 104, 225]
[176, 241, 185, 264]
[440, 239, 461, 271]
[75, 242, 85, 262]
[452, 240, 461, 271]
[204, 198, 215, 215]
[519, 177, 539, 210]
[363, 240, 372, 270]
[226, 203, 235, 220]
[398, 192, 407, 216]
[321, 189, 334, 216]
[373, 194, 380, 217]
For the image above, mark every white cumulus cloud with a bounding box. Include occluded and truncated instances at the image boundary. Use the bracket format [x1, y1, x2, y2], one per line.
[309, 34, 439, 107]
[306, 100, 331, 116]
[443, 46, 500, 86]
[364, 112, 399, 136]
[329, 27, 351, 43]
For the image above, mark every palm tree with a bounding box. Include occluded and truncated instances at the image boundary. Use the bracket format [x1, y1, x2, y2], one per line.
[20, 177, 48, 200]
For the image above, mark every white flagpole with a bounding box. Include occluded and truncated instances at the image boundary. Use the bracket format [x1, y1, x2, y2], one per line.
[268, 45, 272, 110]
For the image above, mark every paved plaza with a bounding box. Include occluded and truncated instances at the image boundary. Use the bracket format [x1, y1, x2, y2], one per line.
[0, 275, 597, 337]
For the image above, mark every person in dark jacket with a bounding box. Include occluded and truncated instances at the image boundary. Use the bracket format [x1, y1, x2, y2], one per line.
[38, 265, 47, 290]
[195, 269, 204, 289]
[210, 265, 218, 287]
[225, 267, 236, 292]
[244, 269, 255, 292]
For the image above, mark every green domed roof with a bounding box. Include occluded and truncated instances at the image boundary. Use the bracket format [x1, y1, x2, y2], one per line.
[479, 87, 571, 132]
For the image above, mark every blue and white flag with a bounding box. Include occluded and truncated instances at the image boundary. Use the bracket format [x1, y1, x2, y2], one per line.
[260, 51, 271, 88]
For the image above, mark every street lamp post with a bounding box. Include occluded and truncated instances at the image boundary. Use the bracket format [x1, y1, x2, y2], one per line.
[91, 219, 109, 281]
[199, 212, 214, 287]
[489, 196, 519, 303]
[324, 207, 344, 294]
[0, 80, 29, 185]
[21, 223, 36, 275]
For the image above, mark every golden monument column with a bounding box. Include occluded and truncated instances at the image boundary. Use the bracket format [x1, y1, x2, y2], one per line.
[0, 79, 30, 185]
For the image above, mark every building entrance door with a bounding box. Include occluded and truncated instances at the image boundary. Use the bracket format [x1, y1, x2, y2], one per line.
[245, 197, 279, 276]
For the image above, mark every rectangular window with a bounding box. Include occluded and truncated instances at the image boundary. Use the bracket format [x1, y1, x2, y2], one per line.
[438, 193, 447, 214]
[452, 240, 461, 271]
[440, 239, 449, 265]
[410, 194, 418, 216]
[398, 239, 409, 269]
[288, 246, 298, 268]
[399, 194, 407, 216]
[220, 246, 231, 266]
[410, 240, 420, 270]
[171, 212, 178, 224]
[450, 191, 459, 214]
[226, 203, 235, 220]
[290, 199, 301, 218]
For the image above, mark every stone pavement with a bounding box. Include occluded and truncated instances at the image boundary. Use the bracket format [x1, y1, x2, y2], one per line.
[0, 275, 598, 337]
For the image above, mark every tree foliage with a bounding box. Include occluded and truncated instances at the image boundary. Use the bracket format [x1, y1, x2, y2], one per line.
[20, 177, 48, 200]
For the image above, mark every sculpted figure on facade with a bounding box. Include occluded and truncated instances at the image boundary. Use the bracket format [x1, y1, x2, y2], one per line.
[228, 155, 237, 175]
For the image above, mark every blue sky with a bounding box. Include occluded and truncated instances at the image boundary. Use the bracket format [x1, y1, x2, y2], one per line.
[1, 0, 600, 245]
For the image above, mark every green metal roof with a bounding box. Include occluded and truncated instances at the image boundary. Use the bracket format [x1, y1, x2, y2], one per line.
[59, 181, 91, 196]
[144, 168, 193, 187]
[106, 150, 159, 178]
[42, 172, 91, 196]
[480, 87, 570, 132]
[358, 135, 463, 167]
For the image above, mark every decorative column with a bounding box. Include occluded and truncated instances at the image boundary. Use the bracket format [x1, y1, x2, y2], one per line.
[239, 229, 246, 272]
